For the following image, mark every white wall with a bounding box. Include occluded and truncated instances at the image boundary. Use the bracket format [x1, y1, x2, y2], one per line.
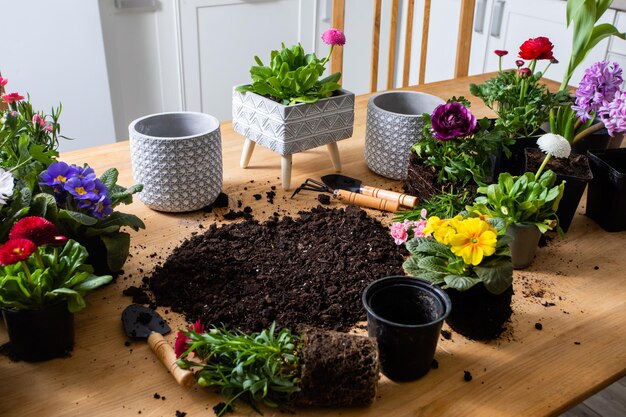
[0, 0, 116, 152]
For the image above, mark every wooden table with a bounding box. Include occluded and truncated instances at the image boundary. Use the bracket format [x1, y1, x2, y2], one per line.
[1, 74, 624, 417]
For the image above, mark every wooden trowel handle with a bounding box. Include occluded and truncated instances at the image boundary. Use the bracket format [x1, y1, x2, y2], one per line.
[361, 185, 419, 208]
[335, 190, 400, 212]
[148, 332, 196, 387]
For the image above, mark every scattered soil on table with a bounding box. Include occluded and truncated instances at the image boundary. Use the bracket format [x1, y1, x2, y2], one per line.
[201, 192, 230, 213]
[463, 370, 473, 382]
[130, 206, 406, 333]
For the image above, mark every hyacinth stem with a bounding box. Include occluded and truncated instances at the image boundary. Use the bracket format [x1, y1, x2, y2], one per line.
[573, 122, 606, 144]
[535, 154, 552, 179]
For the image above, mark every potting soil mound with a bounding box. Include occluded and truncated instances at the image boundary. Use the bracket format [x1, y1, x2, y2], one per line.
[138, 206, 406, 333]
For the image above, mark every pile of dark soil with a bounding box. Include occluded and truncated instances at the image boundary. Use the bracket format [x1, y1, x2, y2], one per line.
[132, 206, 406, 333]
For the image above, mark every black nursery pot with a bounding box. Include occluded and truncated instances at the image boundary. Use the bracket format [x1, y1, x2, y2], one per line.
[498, 136, 539, 176]
[525, 148, 593, 233]
[445, 283, 513, 340]
[362, 276, 451, 382]
[2, 301, 74, 361]
[586, 148, 626, 232]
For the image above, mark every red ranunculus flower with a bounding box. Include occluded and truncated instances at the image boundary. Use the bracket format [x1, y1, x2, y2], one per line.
[1, 92, 25, 104]
[0, 238, 37, 266]
[9, 216, 67, 246]
[494, 49, 508, 57]
[518, 37, 554, 60]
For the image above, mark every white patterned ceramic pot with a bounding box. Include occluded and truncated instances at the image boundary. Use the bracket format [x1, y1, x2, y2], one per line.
[231, 87, 355, 155]
[365, 91, 444, 180]
[129, 112, 222, 212]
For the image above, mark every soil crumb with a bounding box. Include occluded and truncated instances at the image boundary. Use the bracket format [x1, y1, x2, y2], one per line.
[141, 206, 406, 332]
[463, 371, 473, 382]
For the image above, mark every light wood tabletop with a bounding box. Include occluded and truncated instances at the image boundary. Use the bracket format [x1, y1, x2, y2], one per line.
[1, 74, 624, 417]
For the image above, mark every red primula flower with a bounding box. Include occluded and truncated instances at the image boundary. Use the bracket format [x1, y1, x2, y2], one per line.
[518, 37, 554, 60]
[9, 216, 67, 246]
[1, 92, 25, 104]
[0, 238, 37, 266]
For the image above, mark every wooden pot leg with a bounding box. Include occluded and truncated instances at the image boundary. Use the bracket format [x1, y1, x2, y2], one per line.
[327, 142, 342, 172]
[281, 154, 293, 190]
[240, 138, 256, 168]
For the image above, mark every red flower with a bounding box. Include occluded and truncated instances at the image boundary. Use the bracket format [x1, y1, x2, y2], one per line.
[174, 331, 190, 357]
[1, 92, 25, 104]
[0, 77, 7, 87]
[494, 50, 508, 57]
[518, 37, 554, 60]
[518, 68, 532, 78]
[0, 238, 37, 266]
[515, 60, 525, 68]
[9, 216, 67, 246]
[190, 320, 205, 333]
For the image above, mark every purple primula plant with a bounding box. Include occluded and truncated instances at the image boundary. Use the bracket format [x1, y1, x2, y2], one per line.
[40, 162, 113, 220]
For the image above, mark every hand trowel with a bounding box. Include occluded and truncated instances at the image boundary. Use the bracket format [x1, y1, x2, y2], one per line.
[122, 304, 195, 387]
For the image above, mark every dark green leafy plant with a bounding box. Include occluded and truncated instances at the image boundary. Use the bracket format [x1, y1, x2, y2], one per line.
[236, 43, 341, 105]
[177, 323, 302, 416]
[393, 186, 474, 221]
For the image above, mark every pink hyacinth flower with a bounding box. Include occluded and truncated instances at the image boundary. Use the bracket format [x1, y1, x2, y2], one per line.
[0, 77, 7, 87]
[322, 28, 346, 46]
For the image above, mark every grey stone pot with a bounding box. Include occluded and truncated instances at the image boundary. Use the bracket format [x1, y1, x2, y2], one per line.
[364, 91, 444, 180]
[231, 87, 355, 156]
[506, 223, 542, 269]
[129, 112, 223, 212]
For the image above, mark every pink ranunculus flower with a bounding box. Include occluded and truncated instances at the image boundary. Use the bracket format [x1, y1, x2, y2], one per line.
[390, 222, 409, 245]
[322, 28, 346, 46]
[1, 92, 25, 104]
[0, 77, 7, 87]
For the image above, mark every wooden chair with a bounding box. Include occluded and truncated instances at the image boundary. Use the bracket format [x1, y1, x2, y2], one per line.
[331, 0, 476, 91]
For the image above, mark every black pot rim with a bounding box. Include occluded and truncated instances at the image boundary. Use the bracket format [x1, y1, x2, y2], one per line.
[362, 275, 452, 329]
[1, 300, 69, 315]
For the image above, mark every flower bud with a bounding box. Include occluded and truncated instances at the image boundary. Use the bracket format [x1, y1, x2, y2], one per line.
[515, 60, 524, 68]
[518, 68, 532, 78]
[494, 50, 508, 57]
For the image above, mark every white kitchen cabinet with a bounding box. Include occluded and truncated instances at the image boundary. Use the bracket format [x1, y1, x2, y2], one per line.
[469, 0, 623, 86]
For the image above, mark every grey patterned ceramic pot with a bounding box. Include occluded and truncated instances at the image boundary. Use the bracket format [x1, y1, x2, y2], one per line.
[232, 87, 354, 155]
[365, 91, 444, 180]
[129, 112, 222, 212]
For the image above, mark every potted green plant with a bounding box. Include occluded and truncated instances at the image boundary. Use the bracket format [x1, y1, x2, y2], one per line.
[401, 98, 509, 219]
[0, 216, 112, 361]
[232, 29, 354, 189]
[0, 79, 145, 274]
[401, 214, 513, 340]
[470, 134, 568, 269]
[175, 322, 379, 416]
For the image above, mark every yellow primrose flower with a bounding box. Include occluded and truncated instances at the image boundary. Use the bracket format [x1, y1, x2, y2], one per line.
[449, 218, 497, 266]
[424, 215, 462, 245]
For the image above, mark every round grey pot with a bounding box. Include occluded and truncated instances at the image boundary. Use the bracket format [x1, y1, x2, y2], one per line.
[364, 91, 444, 180]
[129, 112, 223, 212]
[506, 223, 542, 269]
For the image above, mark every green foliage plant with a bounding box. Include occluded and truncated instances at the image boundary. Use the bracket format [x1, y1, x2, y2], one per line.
[177, 323, 302, 416]
[236, 43, 342, 105]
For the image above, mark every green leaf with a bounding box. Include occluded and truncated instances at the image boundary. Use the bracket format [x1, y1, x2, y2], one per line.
[99, 168, 119, 190]
[474, 260, 513, 295]
[100, 232, 131, 272]
[49, 288, 86, 313]
[443, 274, 481, 291]
[58, 209, 98, 226]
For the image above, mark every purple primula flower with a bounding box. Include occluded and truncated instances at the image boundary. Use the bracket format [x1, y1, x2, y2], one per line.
[600, 90, 626, 137]
[572, 61, 623, 122]
[40, 162, 80, 188]
[430, 102, 478, 141]
[64, 176, 98, 201]
[91, 195, 113, 220]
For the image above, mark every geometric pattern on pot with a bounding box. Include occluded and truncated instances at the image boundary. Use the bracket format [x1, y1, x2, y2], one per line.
[364, 91, 444, 180]
[232, 87, 355, 156]
[129, 112, 223, 213]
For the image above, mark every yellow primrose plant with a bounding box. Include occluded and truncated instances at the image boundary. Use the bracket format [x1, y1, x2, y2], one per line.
[402, 215, 513, 295]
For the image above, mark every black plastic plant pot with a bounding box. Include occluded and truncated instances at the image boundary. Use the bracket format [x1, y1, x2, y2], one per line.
[586, 149, 626, 232]
[445, 283, 513, 340]
[362, 276, 451, 382]
[499, 136, 539, 176]
[2, 301, 74, 362]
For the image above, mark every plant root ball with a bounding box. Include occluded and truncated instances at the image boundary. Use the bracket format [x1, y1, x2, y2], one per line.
[296, 328, 380, 407]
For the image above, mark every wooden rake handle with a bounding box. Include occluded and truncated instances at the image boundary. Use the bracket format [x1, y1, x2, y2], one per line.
[361, 185, 419, 208]
[335, 190, 400, 212]
[148, 332, 196, 387]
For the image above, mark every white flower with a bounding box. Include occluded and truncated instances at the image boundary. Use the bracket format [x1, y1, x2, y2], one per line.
[537, 133, 571, 158]
[0, 168, 15, 206]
